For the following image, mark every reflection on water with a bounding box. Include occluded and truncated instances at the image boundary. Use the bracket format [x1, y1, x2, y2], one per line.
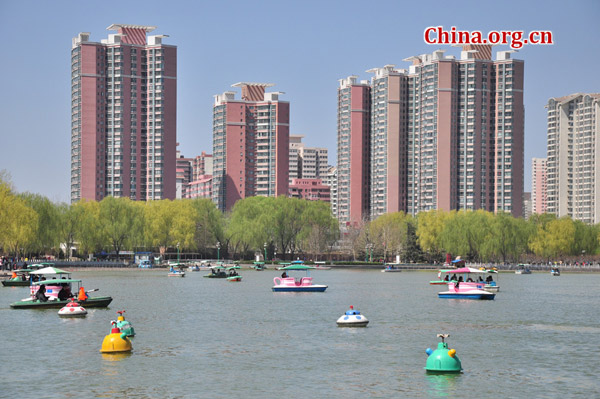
[101, 352, 132, 363]
[0, 270, 599, 398]
[425, 373, 461, 397]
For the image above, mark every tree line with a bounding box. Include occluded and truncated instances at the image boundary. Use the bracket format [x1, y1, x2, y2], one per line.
[0, 176, 338, 261]
[1, 175, 597, 263]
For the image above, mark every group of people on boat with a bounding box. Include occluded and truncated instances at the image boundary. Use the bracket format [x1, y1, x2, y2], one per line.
[34, 281, 87, 303]
[228, 269, 239, 277]
[443, 273, 494, 283]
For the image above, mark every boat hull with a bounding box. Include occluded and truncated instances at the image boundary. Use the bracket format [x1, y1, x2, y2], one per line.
[227, 277, 242, 282]
[483, 285, 500, 292]
[10, 296, 113, 309]
[272, 285, 328, 292]
[2, 280, 30, 287]
[381, 269, 402, 272]
[438, 291, 495, 300]
[168, 272, 185, 277]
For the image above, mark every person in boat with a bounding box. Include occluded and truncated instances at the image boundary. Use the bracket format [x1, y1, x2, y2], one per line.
[444, 275, 449, 281]
[281, 271, 288, 278]
[57, 286, 70, 301]
[478, 276, 484, 282]
[486, 275, 493, 283]
[467, 277, 474, 282]
[11, 271, 17, 280]
[78, 286, 88, 301]
[458, 276, 464, 282]
[450, 274, 457, 281]
[36, 285, 48, 302]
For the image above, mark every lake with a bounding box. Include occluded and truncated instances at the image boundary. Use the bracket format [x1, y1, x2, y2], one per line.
[0, 268, 598, 398]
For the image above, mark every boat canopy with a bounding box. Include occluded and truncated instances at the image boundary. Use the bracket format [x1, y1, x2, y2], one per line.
[33, 278, 81, 285]
[226, 266, 241, 270]
[443, 267, 487, 274]
[280, 265, 315, 271]
[30, 267, 70, 275]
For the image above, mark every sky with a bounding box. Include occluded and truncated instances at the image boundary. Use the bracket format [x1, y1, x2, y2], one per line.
[0, 0, 599, 203]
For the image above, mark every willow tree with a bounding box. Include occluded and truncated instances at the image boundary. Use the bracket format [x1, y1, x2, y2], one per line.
[369, 212, 411, 262]
[188, 198, 223, 258]
[19, 193, 61, 255]
[0, 182, 38, 257]
[226, 196, 273, 259]
[529, 217, 575, 259]
[482, 211, 530, 263]
[298, 200, 339, 261]
[74, 200, 104, 257]
[440, 209, 493, 262]
[99, 196, 144, 259]
[271, 196, 309, 260]
[416, 209, 449, 262]
[145, 199, 196, 255]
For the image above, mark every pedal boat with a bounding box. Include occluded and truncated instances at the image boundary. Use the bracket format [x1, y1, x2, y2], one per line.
[272, 265, 327, 292]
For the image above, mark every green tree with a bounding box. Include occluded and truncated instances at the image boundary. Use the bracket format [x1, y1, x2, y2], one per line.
[145, 199, 196, 256]
[440, 210, 493, 262]
[298, 200, 339, 261]
[74, 200, 105, 257]
[271, 196, 308, 260]
[19, 193, 61, 255]
[189, 198, 223, 258]
[99, 196, 144, 259]
[369, 212, 411, 262]
[482, 212, 529, 263]
[57, 203, 84, 259]
[0, 183, 38, 257]
[529, 217, 575, 259]
[416, 209, 449, 262]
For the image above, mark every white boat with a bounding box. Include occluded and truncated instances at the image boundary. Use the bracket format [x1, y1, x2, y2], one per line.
[437, 268, 497, 300]
[272, 265, 327, 292]
[168, 263, 186, 277]
[58, 299, 87, 317]
[550, 268, 560, 276]
[515, 264, 532, 274]
[336, 306, 369, 327]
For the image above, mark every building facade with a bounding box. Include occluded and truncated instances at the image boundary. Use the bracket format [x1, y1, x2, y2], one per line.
[289, 178, 331, 202]
[324, 166, 338, 217]
[337, 76, 371, 224]
[289, 135, 328, 183]
[338, 45, 524, 221]
[212, 83, 289, 211]
[71, 24, 176, 202]
[546, 93, 600, 223]
[531, 157, 547, 215]
[404, 47, 524, 217]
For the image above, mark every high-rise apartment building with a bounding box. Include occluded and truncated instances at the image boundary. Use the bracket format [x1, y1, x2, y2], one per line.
[367, 66, 409, 219]
[176, 150, 193, 199]
[337, 76, 371, 224]
[546, 93, 600, 223]
[71, 24, 176, 202]
[192, 151, 213, 181]
[289, 135, 328, 183]
[324, 166, 338, 217]
[404, 47, 524, 217]
[212, 83, 289, 211]
[523, 192, 532, 220]
[531, 157, 547, 215]
[338, 45, 524, 221]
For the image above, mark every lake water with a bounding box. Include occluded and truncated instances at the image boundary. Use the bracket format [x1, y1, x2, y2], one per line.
[1, 269, 598, 398]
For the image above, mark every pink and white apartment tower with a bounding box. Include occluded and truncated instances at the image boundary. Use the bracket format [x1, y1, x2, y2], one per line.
[70, 24, 177, 202]
[212, 83, 289, 211]
[531, 157, 547, 215]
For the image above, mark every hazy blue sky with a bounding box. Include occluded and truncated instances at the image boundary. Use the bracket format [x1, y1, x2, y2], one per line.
[0, 0, 598, 203]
